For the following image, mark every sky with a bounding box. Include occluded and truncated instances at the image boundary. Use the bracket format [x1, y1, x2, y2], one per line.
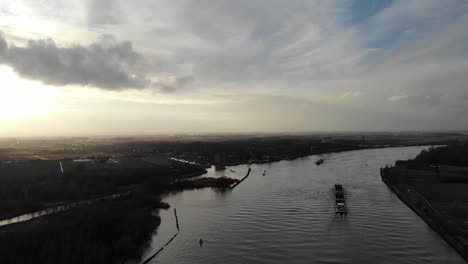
[0, 0, 468, 136]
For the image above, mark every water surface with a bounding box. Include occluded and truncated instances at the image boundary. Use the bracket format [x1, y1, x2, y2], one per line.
[142, 146, 464, 264]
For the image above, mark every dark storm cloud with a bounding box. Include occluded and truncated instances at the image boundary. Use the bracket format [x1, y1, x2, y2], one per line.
[0, 34, 150, 90]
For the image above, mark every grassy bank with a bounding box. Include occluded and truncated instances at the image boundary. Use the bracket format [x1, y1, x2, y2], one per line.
[381, 144, 468, 262]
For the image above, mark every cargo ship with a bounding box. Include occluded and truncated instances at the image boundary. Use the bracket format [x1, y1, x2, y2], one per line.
[334, 184, 347, 215]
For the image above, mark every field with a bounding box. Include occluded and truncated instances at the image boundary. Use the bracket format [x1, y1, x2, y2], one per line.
[389, 144, 468, 231]
[0, 148, 110, 161]
[0, 154, 205, 220]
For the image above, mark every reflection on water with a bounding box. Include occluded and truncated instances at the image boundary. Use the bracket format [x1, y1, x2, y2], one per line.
[141, 147, 464, 264]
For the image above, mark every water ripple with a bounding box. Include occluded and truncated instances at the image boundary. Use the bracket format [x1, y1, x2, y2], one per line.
[144, 146, 464, 264]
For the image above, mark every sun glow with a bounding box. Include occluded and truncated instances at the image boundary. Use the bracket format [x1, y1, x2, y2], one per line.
[0, 66, 58, 121]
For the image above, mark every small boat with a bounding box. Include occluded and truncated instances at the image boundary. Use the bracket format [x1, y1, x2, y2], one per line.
[316, 159, 324, 166]
[262, 170, 266, 176]
[334, 184, 347, 215]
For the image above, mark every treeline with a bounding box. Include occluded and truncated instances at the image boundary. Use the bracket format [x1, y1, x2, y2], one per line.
[0, 158, 205, 219]
[0, 192, 163, 264]
[396, 143, 468, 168]
[0, 157, 204, 263]
[106, 138, 363, 165]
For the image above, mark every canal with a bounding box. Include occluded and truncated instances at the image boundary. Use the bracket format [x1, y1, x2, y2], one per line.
[141, 146, 465, 264]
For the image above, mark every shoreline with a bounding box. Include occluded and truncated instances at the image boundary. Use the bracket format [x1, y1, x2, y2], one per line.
[381, 168, 468, 262]
[225, 143, 439, 167]
[145, 145, 441, 262]
[0, 191, 132, 227]
[169, 144, 435, 168]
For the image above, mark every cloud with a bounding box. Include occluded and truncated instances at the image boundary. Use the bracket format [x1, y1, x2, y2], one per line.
[87, 0, 124, 26]
[388, 93, 408, 102]
[0, 34, 148, 90]
[1, 0, 468, 131]
[0, 35, 6, 55]
[151, 76, 194, 93]
[174, 0, 360, 84]
[1, 33, 196, 92]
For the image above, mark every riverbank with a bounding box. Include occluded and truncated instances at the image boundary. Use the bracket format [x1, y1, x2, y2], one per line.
[0, 170, 238, 264]
[1, 136, 463, 263]
[0, 155, 207, 220]
[145, 146, 464, 264]
[381, 166, 468, 262]
[224, 143, 447, 167]
[214, 143, 365, 166]
[0, 192, 166, 264]
[0, 191, 132, 227]
[169, 177, 239, 190]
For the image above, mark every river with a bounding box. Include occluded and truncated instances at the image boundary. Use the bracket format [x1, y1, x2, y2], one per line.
[140, 146, 465, 264]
